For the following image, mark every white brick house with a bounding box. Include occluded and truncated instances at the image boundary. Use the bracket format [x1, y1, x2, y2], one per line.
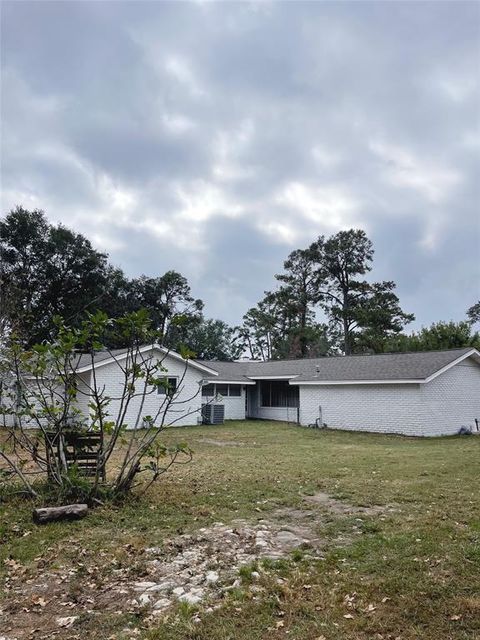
[3, 346, 479, 437]
[296, 358, 480, 437]
[199, 348, 480, 437]
[0, 346, 219, 429]
[72, 347, 219, 428]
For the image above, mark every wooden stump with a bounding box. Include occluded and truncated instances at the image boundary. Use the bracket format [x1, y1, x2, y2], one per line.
[33, 504, 88, 524]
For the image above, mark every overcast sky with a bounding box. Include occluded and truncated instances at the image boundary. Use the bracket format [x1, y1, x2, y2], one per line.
[1, 1, 479, 328]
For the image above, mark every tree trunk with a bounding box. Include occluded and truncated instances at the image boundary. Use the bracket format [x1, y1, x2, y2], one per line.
[342, 292, 351, 355]
[33, 504, 88, 524]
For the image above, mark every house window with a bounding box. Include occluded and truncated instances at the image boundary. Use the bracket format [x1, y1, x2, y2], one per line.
[216, 384, 229, 397]
[260, 381, 299, 408]
[201, 383, 242, 397]
[228, 385, 241, 397]
[202, 383, 215, 397]
[158, 377, 178, 397]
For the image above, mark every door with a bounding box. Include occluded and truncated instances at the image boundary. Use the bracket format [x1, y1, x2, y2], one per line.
[246, 385, 256, 419]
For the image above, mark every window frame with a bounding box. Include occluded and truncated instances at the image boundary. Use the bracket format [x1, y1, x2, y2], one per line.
[157, 376, 178, 398]
[215, 383, 229, 397]
[228, 384, 241, 397]
[201, 383, 215, 397]
[201, 383, 243, 398]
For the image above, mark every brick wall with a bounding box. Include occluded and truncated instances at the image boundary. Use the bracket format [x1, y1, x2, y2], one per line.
[420, 359, 480, 435]
[202, 386, 246, 420]
[217, 390, 246, 421]
[299, 383, 424, 435]
[83, 350, 205, 428]
[298, 356, 480, 436]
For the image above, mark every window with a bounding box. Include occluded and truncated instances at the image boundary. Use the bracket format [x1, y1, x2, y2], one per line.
[216, 384, 229, 397]
[202, 383, 215, 397]
[260, 381, 299, 408]
[158, 377, 178, 397]
[228, 385, 241, 397]
[201, 383, 242, 397]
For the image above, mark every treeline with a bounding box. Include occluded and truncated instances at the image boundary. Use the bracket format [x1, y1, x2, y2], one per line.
[0, 207, 240, 359]
[236, 229, 480, 358]
[1, 207, 479, 359]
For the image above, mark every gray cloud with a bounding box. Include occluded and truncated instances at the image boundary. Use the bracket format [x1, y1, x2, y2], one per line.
[1, 0, 479, 327]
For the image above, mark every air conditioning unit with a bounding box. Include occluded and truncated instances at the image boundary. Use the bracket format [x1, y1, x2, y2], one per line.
[202, 403, 225, 425]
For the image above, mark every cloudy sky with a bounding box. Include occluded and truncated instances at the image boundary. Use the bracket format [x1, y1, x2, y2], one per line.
[1, 1, 479, 328]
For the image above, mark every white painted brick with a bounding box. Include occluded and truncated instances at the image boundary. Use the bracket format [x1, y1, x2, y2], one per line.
[298, 357, 480, 436]
[420, 360, 480, 435]
[217, 389, 246, 421]
[77, 350, 205, 429]
[4, 353, 479, 438]
[201, 386, 247, 421]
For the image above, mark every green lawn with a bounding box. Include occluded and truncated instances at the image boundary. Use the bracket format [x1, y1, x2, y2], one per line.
[1, 421, 479, 639]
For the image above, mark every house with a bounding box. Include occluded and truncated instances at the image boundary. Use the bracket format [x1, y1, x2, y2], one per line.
[0, 346, 219, 430]
[71, 346, 220, 428]
[201, 347, 480, 436]
[2, 346, 479, 437]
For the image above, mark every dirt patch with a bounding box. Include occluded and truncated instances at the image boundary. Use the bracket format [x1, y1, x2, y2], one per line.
[303, 491, 388, 516]
[1, 492, 388, 639]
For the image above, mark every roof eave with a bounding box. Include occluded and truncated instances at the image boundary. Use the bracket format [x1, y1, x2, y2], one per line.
[74, 344, 219, 376]
[289, 378, 426, 386]
[423, 348, 480, 383]
[204, 379, 256, 385]
[247, 375, 299, 380]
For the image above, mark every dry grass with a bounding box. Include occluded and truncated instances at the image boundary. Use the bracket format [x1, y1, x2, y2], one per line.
[1, 421, 479, 639]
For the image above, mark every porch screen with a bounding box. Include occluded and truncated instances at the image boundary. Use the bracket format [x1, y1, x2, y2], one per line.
[260, 381, 299, 408]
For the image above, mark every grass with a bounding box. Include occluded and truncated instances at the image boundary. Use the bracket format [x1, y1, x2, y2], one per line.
[1, 420, 480, 639]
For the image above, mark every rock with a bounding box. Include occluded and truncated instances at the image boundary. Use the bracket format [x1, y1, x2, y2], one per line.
[275, 530, 302, 547]
[56, 616, 78, 628]
[153, 598, 171, 610]
[262, 552, 283, 560]
[231, 578, 241, 589]
[179, 591, 203, 605]
[255, 539, 268, 548]
[133, 581, 158, 591]
[146, 580, 175, 592]
[205, 570, 219, 584]
[115, 513, 322, 621]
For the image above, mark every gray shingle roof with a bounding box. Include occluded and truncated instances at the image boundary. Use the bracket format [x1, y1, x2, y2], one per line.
[199, 360, 252, 382]
[201, 348, 478, 383]
[73, 347, 220, 375]
[71, 347, 478, 384]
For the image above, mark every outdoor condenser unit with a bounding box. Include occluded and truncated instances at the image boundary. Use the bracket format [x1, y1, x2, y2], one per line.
[202, 403, 225, 425]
